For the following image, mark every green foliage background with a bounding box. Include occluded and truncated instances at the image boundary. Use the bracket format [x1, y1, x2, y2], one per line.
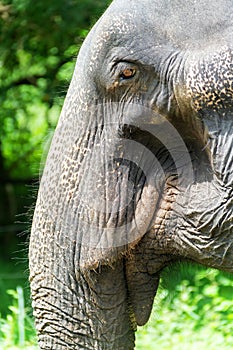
[0, 1, 232, 349]
[0, 0, 111, 180]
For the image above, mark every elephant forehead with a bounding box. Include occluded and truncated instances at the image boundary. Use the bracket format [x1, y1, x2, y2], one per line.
[96, 0, 232, 49]
[148, 0, 232, 43]
[87, 12, 136, 72]
[73, 0, 233, 79]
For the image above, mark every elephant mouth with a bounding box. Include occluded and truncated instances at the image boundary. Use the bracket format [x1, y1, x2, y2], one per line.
[77, 127, 172, 325]
[123, 161, 178, 328]
[118, 120, 194, 327]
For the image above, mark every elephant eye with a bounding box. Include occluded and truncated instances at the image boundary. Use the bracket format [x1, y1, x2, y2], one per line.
[119, 68, 136, 80]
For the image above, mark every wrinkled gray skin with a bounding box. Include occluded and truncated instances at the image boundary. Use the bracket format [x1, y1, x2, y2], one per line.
[29, 0, 233, 349]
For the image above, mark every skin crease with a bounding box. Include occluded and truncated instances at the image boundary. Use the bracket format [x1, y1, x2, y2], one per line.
[29, 0, 233, 349]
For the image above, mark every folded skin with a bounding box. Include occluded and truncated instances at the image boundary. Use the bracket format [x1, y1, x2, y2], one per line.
[29, 0, 233, 348]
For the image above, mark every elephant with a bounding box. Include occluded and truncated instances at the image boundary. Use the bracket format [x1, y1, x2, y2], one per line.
[29, 0, 233, 349]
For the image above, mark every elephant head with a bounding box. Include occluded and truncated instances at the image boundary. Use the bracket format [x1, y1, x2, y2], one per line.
[29, 0, 233, 348]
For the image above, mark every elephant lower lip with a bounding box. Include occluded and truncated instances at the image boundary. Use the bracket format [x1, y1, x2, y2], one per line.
[133, 273, 160, 327]
[126, 253, 162, 326]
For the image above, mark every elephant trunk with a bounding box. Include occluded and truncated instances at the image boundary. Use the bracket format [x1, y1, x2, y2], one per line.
[30, 212, 135, 349]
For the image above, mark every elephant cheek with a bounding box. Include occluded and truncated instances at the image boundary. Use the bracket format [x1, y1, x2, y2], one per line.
[51, 122, 166, 270]
[76, 168, 163, 271]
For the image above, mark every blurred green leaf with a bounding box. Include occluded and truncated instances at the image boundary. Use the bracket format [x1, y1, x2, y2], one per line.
[0, 0, 111, 180]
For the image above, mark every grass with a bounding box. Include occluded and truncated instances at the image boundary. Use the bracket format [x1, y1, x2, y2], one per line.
[0, 262, 233, 349]
[136, 265, 233, 349]
[0, 287, 37, 349]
